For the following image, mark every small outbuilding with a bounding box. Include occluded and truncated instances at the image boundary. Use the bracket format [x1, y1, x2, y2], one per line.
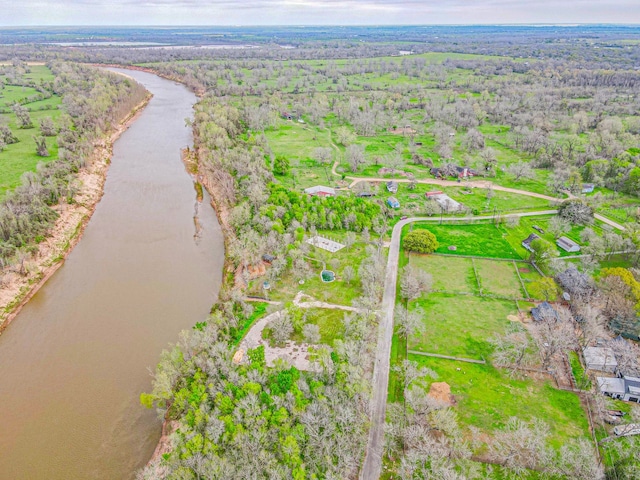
[386, 181, 398, 193]
[428, 193, 463, 212]
[582, 184, 596, 194]
[521, 233, 540, 253]
[598, 376, 640, 403]
[557, 236, 580, 253]
[387, 196, 400, 208]
[531, 301, 559, 322]
[583, 346, 618, 373]
[304, 185, 336, 197]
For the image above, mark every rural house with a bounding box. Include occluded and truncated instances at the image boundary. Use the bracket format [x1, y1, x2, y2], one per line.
[304, 185, 336, 197]
[583, 346, 618, 373]
[386, 181, 398, 193]
[597, 376, 640, 403]
[387, 197, 400, 208]
[556, 236, 580, 253]
[582, 184, 595, 194]
[455, 166, 477, 179]
[530, 301, 558, 322]
[521, 233, 540, 252]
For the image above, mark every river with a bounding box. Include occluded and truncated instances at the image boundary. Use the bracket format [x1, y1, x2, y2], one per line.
[0, 69, 224, 479]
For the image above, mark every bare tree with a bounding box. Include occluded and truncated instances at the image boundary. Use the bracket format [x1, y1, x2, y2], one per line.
[302, 323, 321, 344]
[395, 304, 426, 339]
[489, 417, 552, 473]
[490, 324, 536, 375]
[400, 264, 433, 302]
[506, 162, 534, 182]
[33, 136, 49, 157]
[11, 103, 33, 129]
[39, 117, 57, 137]
[548, 216, 571, 239]
[270, 313, 293, 346]
[346, 144, 366, 172]
[532, 313, 578, 369]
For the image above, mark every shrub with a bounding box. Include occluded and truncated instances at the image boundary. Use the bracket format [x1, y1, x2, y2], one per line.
[403, 229, 438, 254]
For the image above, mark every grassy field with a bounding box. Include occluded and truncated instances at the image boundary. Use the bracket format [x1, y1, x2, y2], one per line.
[410, 355, 591, 448]
[289, 307, 346, 347]
[407, 254, 477, 294]
[475, 258, 525, 298]
[0, 65, 61, 199]
[408, 293, 518, 359]
[406, 222, 522, 259]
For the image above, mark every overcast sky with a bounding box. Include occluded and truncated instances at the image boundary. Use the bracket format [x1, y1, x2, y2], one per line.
[1, 0, 639, 26]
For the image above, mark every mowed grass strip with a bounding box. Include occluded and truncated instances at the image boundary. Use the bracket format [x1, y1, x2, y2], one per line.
[409, 355, 590, 449]
[409, 293, 517, 359]
[406, 254, 477, 294]
[475, 259, 524, 298]
[409, 222, 521, 259]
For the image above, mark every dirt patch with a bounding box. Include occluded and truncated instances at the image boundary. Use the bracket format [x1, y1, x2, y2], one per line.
[428, 382, 456, 406]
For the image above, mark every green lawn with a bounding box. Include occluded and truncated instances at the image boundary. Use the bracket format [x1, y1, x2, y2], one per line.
[475, 259, 524, 298]
[409, 293, 518, 359]
[290, 307, 345, 347]
[407, 254, 477, 294]
[406, 222, 521, 259]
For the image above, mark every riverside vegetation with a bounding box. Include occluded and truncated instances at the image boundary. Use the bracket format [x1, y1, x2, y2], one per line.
[2, 26, 640, 479]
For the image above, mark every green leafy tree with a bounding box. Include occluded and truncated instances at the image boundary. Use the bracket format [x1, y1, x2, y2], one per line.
[273, 155, 290, 176]
[403, 229, 438, 254]
[529, 277, 560, 301]
[530, 238, 558, 270]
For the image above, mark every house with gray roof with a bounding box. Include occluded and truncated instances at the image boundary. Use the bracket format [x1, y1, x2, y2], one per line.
[530, 301, 558, 322]
[598, 376, 640, 403]
[521, 233, 540, 253]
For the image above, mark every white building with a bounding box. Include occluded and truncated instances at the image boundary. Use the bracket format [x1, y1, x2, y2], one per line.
[304, 185, 336, 197]
[557, 236, 581, 253]
[429, 193, 463, 212]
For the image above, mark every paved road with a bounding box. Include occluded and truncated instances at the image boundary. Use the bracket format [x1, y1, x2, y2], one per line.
[359, 209, 579, 480]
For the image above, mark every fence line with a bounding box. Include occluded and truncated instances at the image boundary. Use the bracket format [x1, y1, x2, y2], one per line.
[513, 260, 530, 299]
[432, 252, 528, 262]
[408, 350, 486, 364]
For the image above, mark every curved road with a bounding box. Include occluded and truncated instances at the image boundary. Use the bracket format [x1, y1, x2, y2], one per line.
[360, 209, 588, 480]
[330, 162, 625, 232]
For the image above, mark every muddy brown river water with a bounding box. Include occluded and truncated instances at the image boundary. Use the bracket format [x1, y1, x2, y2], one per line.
[0, 69, 224, 479]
